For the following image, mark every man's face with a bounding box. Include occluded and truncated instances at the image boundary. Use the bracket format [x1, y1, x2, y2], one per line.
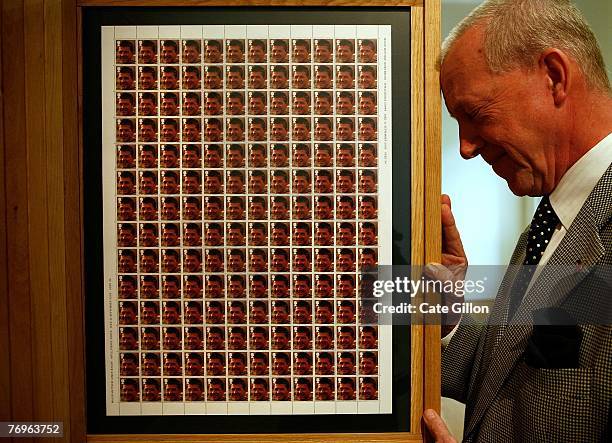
[118, 124, 134, 142]
[271, 148, 288, 166]
[186, 332, 202, 350]
[251, 383, 268, 401]
[360, 356, 377, 375]
[295, 383, 311, 401]
[315, 71, 332, 89]
[161, 98, 178, 115]
[250, 227, 266, 244]
[161, 149, 178, 168]
[183, 97, 200, 115]
[293, 201, 309, 219]
[294, 357, 310, 375]
[337, 149, 353, 166]
[266, 99, 285, 118]
[207, 332, 224, 350]
[227, 45, 243, 62]
[360, 174, 376, 193]
[183, 279, 201, 299]
[336, 71, 353, 89]
[338, 305, 354, 323]
[293, 45, 309, 63]
[204, 123, 222, 141]
[315, 43, 332, 62]
[339, 382, 354, 400]
[339, 331, 355, 349]
[338, 279, 354, 298]
[160, 71, 178, 89]
[360, 227, 377, 245]
[207, 357, 223, 376]
[183, 44, 200, 63]
[250, 254, 266, 272]
[337, 123, 353, 141]
[162, 279, 179, 298]
[229, 332, 246, 349]
[337, 96, 354, 115]
[249, 71, 266, 89]
[316, 383, 333, 401]
[315, 123, 332, 141]
[249, 97, 266, 115]
[315, 253, 332, 271]
[205, 44, 222, 63]
[208, 383, 224, 401]
[121, 383, 138, 401]
[360, 147, 376, 166]
[227, 123, 244, 141]
[359, 43, 376, 63]
[249, 124, 266, 141]
[143, 382, 160, 401]
[139, 123, 156, 142]
[187, 383, 203, 401]
[250, 332, 267, 350]
[271, 123, 288, 141]
[142, 357, 159, 375]
[230, 383, 247, 400]
[140, 176, 157, 194]
[226, 97, 244, 115]
[316, 356, 333, 374]
[161, 175, 177, 194]
[140, 228, 156, 247]
[161, 202, 178, 220]
[229, 305, 245, 324]
[315, 148, 332, 167]
[227, 71, 244, 89]
[161, 44, 178, 63]
[139, 99, 156, 116]
[271, 44, 288, 62]
[204, 97, 221, 115]
[293, 97, 309, 115]
[139, 45, 156, 63]
[249, 45, 266, 63]
[272, 332, 289, 350]
[227, 149, 244, 167]
[117, 98, 133, 116]
[271, 254, 288, 272]
[227, 228, 244, 246]
[315, 306, 333, 324]
[440, 27, 559, 196]
[359, 70, 376, 89]
[359, 96, 377, 115]
[293, 228, 310, 246]
[201, 148, 220, 168]
[292, 71, 309, 89]
[271, 71, 288, 89]
[204, 72, 222, 89]
[337, 175, 354, 193]
[119, 279, 135, 298]
[117, 45, 133, 63]
[161, 124, 177, 142]
[315, 279, 333, 297]
[139, 72, 156, 89]
[271, 202, 288, 220]
[316, 332, 333, 349]
[292, 124, 310, 141]
[117, 71, 134, 89]
[359, 123, 377, 141]
[273, 383, 290, 401]
[229, 280, 244, 298]
[360, 201, 376, 219]
[337, 44, 353, 63]
[164, 357, 181, 375]
[183, 123, 200, 142]
[293, 281, 310, 298]
[205, 227, 222, 246]
[251, 356, 267, 375]
[227, 203, 244, 220]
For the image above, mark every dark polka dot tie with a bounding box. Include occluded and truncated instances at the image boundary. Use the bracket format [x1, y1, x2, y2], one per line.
[508, 196, 560, 319]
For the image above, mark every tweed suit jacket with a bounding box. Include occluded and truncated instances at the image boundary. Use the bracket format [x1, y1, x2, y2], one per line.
[442, 165, 612, 442]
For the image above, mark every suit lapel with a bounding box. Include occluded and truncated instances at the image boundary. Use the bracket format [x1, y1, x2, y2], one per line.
[464, 166, 612, 438]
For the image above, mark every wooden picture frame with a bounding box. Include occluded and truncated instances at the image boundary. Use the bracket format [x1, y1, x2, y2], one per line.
[0, 1, 440, 442]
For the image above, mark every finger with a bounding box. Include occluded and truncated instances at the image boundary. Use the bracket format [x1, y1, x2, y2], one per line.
[423, 409, 456, 443]
[441, 197, 466, 259]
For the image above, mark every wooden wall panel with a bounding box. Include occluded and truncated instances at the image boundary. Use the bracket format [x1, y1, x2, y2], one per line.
[1, 1, 83, 442]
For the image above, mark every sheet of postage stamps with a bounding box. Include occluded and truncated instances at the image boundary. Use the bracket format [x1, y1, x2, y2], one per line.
[103, 24, 393, 416]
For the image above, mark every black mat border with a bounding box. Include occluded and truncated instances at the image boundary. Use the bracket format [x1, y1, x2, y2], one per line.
[83, 6, 412, 435]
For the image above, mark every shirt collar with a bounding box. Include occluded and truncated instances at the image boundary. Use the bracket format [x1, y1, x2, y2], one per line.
[549, 132, 612, 230]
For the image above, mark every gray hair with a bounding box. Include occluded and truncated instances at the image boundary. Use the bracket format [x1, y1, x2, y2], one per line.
[441, 0, 610, 93]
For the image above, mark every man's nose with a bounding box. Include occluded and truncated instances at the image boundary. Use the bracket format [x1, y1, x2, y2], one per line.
[458, 123, 482, 159]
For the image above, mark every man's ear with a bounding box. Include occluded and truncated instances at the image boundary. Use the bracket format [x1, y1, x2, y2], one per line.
[539, 48, 571, 106]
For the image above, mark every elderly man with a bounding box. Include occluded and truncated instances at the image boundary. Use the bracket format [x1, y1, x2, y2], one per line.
[424, 1, 612, 442]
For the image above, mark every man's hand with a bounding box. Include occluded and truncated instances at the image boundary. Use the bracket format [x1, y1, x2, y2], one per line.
[423, 409, 458, 443]
[423, 195, 468, 335]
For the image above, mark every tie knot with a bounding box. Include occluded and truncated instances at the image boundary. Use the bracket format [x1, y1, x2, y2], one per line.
[532, 196, 559, 229]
